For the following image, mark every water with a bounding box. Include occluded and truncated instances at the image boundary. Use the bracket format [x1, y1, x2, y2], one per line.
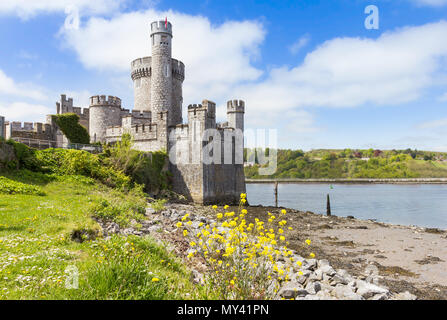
[246, 183, 447, 229]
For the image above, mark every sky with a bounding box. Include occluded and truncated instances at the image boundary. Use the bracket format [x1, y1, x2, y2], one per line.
[1, 0, 447, 151]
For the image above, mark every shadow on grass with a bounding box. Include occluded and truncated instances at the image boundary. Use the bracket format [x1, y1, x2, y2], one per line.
[0, 169, 55, 187]
[0, 225, 27, 232]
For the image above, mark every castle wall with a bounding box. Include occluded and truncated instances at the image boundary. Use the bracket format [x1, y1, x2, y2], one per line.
[5, 121, 54, 141]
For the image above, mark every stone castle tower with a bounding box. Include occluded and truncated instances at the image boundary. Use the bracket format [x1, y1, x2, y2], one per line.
[5, 19, 246, 204]
[131, 20, 184, 127]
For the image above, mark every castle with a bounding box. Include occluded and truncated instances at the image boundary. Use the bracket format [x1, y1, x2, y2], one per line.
[2, 20, 246, 204]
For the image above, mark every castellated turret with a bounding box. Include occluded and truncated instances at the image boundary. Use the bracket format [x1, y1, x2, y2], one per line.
[131, 21, 184, 126]
[89, 95, 122, 143]
[227, 100, 245, 132]
[131, 57, 152, 112]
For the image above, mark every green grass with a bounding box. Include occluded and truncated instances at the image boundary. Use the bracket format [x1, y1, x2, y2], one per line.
[0, 170, 204, 300]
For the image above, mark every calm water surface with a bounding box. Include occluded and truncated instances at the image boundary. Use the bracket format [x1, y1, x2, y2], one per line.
[246, 183, 447, 229]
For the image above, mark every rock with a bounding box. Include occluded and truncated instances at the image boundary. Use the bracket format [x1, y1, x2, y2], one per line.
[122, 228, 134, 235]
[332, 285, 363, 300]
[356, 281, 389, 299]
[308, 269, 323, 282]
[330, 274, 348, 286]
[370, 293, 388, 300]
[190, 270, 204, 285]
[305, 281, 321, 295]
[316, 289, 336, 300]
[347, 215, 355, 219]
[303, 259, 318, 271]
[278, 282, 307, 299]
[320, 265, 337, 277]
[295, 271, 311, 285]
[107, 222, 120, 234]
[191, 221, 202, 229]
[318, 259, 330, 268]
[145, 207, 156, 215]
[337, 269, 351, 279]
[392, 291, 417, 300]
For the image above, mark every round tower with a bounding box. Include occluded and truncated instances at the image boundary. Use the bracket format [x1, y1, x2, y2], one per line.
[150, 20, 174, 124]
[131, 57, 152, 112]
[89, 95, 122, 143]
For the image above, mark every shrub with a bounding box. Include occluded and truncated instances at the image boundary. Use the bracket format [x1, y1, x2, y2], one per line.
[102, 134, 169, 193]
[35, 148, 132, 191]
[6, 139, 40, 170]
[149, 199, 167, 212]
[180, 194, 315, 299]
[52, 113, 90, 144]
[0, 176, 45, 196]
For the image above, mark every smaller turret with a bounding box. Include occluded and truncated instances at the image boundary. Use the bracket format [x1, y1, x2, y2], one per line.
[89, 95, 122, 143]
[227, 99, 245, 132]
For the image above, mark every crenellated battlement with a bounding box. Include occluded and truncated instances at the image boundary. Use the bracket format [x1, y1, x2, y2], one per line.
[131, 57, 152, 68]
[150, 20, 172, 35]
[172, 59, 185, 81]
[106, 122, 158, 141]
[131, 110, 151, 118]
[131, 57, 152, 80]
[227, 99, 245, 113]
[6, 121, 52, 134]
[90, 95, 121, 107]
[188, 100, 216, 120]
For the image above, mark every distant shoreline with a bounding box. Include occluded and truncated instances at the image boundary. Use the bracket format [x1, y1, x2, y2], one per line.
[246, 178, 447, 184]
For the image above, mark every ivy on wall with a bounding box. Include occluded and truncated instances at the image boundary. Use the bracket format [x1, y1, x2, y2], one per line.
[52, 113, 90, 144]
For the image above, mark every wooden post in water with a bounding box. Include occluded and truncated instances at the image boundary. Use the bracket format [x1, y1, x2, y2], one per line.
[326, 194, 331, 216]
[274, 181, 278, 207]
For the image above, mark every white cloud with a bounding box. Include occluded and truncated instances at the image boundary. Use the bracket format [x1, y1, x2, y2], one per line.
[418, 118, 447, 129]
[289, 34, 310, 55]
[60, 9, 265, 106]
[235, 21, 447, 113]
[411, 0, 447, 7]
[439, 92, 447, 101]
[0, 0, 128, 19]
[0, 102, 52, 122]
[0, 69, 47, 101]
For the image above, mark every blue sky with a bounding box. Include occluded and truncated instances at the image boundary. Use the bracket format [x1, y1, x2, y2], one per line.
[1, 0, 447, 150]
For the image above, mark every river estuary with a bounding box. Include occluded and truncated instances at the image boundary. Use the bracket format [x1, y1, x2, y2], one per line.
[246, 183, 447, 229]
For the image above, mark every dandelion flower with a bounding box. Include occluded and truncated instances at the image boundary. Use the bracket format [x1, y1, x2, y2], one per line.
[151, 277, 160, 282]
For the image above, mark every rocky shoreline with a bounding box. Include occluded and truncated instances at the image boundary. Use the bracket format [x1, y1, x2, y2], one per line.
[94, 200, 447, 300]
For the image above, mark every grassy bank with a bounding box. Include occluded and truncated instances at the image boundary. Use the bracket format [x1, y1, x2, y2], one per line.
[0, 169, 202, 300]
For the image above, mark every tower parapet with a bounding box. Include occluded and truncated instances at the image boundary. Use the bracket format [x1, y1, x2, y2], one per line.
[90, 95, 121, 107]
[131, 57, 152, 80]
